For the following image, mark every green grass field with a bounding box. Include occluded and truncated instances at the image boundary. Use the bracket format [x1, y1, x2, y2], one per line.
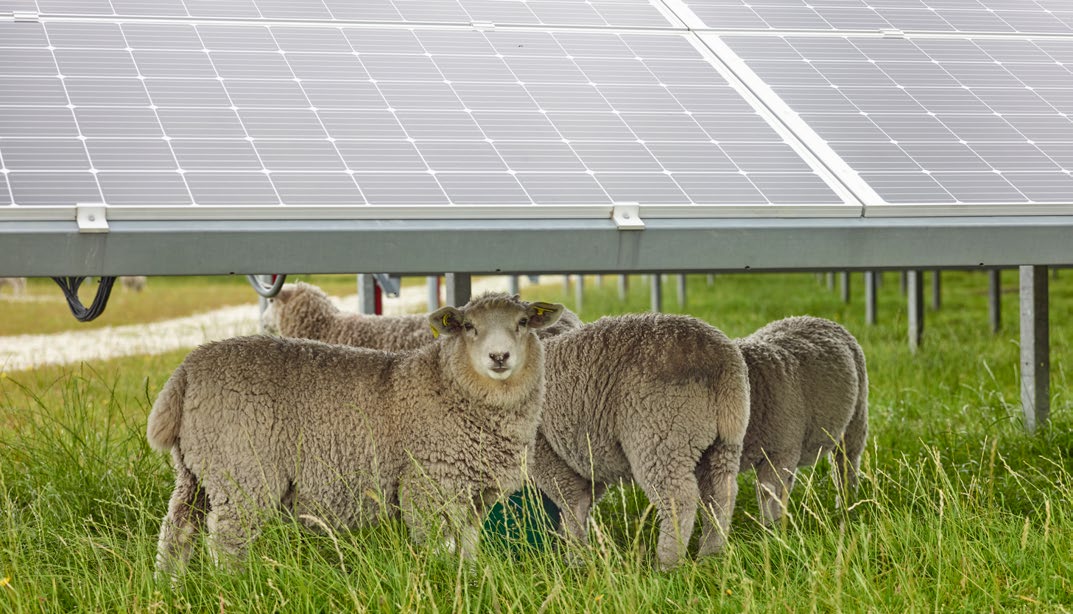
[2, 271, 1072, 611]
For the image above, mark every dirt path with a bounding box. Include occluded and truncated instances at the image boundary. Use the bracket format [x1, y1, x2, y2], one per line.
[0, 276, 557, 373]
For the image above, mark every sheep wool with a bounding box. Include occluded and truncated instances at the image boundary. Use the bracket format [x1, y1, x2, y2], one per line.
[533, 313, 751, 570]
[736, 315, 868, 523]
[148, 293, 565, 576]
[263, 281, 582, 350]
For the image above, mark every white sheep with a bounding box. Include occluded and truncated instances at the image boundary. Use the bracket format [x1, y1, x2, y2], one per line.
[0, 277, 26, 296]
[120, 276, 147, 292]
[262, 281, 582, 349]
[147, 292, 565, 576]
[532, 314, 751, 569]
[735, 316, 868, 524]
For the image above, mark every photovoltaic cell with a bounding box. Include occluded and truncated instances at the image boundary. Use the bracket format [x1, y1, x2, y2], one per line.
[724, 35, 1073, 205]
[679, 0, 1073, 35]
[0, 21, 844, 209]
[8, 0, 677, 29]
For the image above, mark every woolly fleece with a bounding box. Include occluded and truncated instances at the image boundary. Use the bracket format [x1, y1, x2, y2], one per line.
[148, 293, 560, 575]
[533, 313, 751, 569]
[735, 315, 868, 523]
[263, 281, 582, 349]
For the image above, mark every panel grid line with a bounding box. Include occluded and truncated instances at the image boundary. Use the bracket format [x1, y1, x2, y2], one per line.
[410, 30, 538, 205]
[338, 29, 452, 204]
[261, 25, 370, 205]
[38, 22, 105, 205]
[187, 23, 285, 206]
[465, 30, 617, 204]
[116, 21, 197, 205]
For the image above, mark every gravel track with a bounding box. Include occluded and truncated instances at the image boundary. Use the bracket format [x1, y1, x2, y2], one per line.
[0, 276, 555, 373]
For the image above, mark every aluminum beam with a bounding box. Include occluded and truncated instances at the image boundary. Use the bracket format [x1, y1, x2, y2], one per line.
[931, 271, 942, 311]
[1020, 266, 1050, 433]
[357, 274, 377, 315]
[908, 270, 924, 353]
[3, 217, 1073, 277]
[989, 270, 1002, 334]
[445, 273, 471, 307]
[865, 271, 878, 326]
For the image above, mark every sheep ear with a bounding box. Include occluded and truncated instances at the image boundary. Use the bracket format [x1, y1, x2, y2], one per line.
[526, 302, 565, 330]
[429, 306, 465, 339]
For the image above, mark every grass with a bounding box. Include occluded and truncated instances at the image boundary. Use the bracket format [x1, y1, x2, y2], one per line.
[2, 271, 1072, 611]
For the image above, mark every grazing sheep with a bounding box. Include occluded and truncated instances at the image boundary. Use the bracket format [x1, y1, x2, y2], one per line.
[735, 316, 868, 524]
[148, 292, 565, 576]
[120, 276, 147, 292]
[262, 281, 582, 350]
[532, 314, 751, 569]
[0, 277, 26, 296]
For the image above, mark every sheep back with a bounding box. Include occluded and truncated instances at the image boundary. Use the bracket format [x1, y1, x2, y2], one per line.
[541, 313, 750, 484]
[156, 333, 543, 528]
[736, 315, 867, 472]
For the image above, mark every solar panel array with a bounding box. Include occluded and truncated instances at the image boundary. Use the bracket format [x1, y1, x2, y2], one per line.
[678, 0, 1073, 35]
[1, 0, 1071, 217]
[7, 0, 678, 29]
[723, 35, 1073, 206]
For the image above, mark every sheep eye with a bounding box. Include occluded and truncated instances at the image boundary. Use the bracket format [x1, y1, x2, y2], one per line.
[518, 318, 529, 327]
[463, 322, 474, 332]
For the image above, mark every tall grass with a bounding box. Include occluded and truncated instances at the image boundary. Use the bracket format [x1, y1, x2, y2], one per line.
[1, 271, 1071, 611]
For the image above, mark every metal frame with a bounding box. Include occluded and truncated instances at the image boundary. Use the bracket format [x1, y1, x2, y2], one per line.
[3, 216, 1071, 277]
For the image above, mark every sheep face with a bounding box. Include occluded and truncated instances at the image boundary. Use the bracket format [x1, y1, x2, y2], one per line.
[260, 286, 295, 335]
[430, 297, 564, 382]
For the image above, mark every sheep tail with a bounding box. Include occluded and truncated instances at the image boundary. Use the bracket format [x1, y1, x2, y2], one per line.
[147, 363, 187, 452]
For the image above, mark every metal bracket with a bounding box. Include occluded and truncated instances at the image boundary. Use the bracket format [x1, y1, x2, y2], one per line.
[373, 273, 401, 297]
[881, 29, 905, 38]
[13, 11, 40, 22]
[471, 20, 495, 30]
[76, 203, 109, 233]
[611, 203, 645, 230]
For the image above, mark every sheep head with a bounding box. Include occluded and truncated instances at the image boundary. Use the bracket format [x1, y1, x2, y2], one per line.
[261, 282, 337, 337]
[429, 293, 564, 382]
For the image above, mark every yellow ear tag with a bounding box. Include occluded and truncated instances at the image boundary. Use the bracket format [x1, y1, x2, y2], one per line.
[534, 306, 547, 316]
[430, 323, 440, 339]
[443, 313, 452, 327]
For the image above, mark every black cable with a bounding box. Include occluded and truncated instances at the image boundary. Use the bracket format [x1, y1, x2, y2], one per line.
[50, 276, 117, 322]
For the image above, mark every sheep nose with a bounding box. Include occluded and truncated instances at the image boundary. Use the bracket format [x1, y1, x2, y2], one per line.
[489, 352, 510, 365]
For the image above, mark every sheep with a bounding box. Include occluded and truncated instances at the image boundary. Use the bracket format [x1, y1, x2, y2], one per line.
[120, 276, 147, 292]
[262, 281, 582, 350]
[0, 277, 26, 296]
[147, 292, 566, 576]
[531, 314, 751, 570]
[734, 316, 868, 525]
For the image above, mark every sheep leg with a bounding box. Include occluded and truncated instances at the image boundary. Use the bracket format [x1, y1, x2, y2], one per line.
[155, 454, 208, 579]
[754, 458, 796, 525]
[398, 470, 481, 559]
[629, 447, 701, 570]
[203, 497, 265, 571]
[530, 433, 601, 543]
[833, 403, 868, 510]
[695, 440, 742, 558]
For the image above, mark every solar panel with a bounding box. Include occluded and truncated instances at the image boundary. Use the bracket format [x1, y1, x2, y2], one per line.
[674, 0, 1073, 35]
[717, 34, 1073, 213]
[6, 0, 681, 29]
[0, 20, 854, 215]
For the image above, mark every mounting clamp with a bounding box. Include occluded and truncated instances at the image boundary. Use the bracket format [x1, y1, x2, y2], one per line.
[76, 203, 109, 233]
[612, 203, 645, 230]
